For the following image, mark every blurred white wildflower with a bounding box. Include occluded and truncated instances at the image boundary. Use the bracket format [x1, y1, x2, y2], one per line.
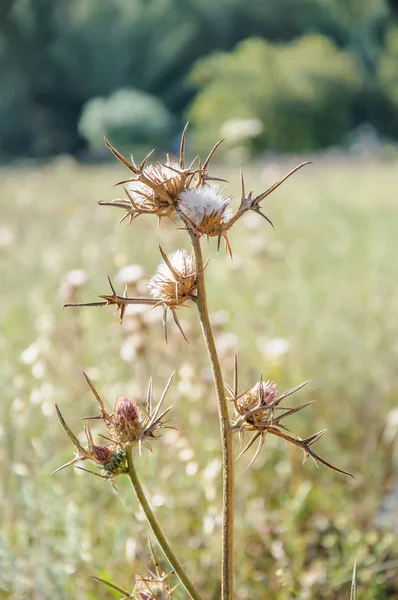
[383, 408, 398, 444]
[215, 332, 238, 359]
[59, 269, 87, 303]
[186, 461, 199, 476]
[64, 269, 87, 287]
[244, 212, 264, 231]
[220, 118, 263, 141]
[120, 336, 144, 362]
[116, 264, 144, 286]
[204, 458, 222, 480]
[31, 360, 46, 379]
[0, 225, 14, 248]
[257, 337, 290, 361]
[20, 343, 39, 365]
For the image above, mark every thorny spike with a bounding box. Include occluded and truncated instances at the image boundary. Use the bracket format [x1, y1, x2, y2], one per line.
[52, 456, 82, 475]
[203, 138, 225, 171]
[180, 122, 189, 169]
[75, 466, 119, 490]
[273, 381, 310, 407]
[83, 372, 107, 417]
[272, 401, 315, 425]
[171, 307, 190, 344]
[234, 353, 238, 397]
[267, 427, 353, 477]
[254, 161, 312, 203]
[105, 138, 137, 173]
[301, 429, 327, 446]
[107, 274, 116, 296]
[162, 304, 168, 343]
[146, 377, 153, 415]
[247, 433, 266, 469]
[55, 405, 87, 455]
[139, 148, 155, 170]
[240, 169, 245, 199]
[236, 431, 261, 462]
[158, 245, 180, 280]
[156, 371, 175, 416]
[92, 576, 130, 596]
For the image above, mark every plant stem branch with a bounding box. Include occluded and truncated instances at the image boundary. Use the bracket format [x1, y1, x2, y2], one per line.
[126, 444, 204, 600]
[190, 233, 234, 600]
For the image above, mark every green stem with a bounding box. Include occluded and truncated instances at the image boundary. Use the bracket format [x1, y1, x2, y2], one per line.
[190, 233, 235, 600]
[126, 445, 204, 600]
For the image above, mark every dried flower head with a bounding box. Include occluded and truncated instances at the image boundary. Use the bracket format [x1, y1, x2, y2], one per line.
[149, 248, 197, 307]
[236, 379, 277, 425]
[227, 356, 352, 475]
[101, 123, 224, 225]
[54, 406, 128, 481]
[178, 184, 232, 238]
[147, 247, 202, 342]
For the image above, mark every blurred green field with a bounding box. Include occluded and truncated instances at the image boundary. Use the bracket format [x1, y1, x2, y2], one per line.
[1, 155, 398, 599]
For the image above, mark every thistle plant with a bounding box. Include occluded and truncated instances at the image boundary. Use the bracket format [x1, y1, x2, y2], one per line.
[57, 123, 352, 600]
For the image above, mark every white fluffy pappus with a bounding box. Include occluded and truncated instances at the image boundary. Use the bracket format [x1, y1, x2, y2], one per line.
[178, 184, 232, 228]
[148, 249, 196, 301]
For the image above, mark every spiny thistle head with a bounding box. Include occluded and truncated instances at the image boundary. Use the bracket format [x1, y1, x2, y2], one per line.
[112, 395, 145, 444]
[227, 357, 352, 475]
[237, 379, 277, 426]
[178, 184, 232, 237]
[101, 123, 224, 225]
[148, 248, 197, 307]
[124, 160, 187, 219]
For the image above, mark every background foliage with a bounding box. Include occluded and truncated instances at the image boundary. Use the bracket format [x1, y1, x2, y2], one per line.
[1, 0, 398, 159]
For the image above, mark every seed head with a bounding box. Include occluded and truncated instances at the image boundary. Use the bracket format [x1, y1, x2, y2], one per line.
[148, 249, 197, 307]
[178, 184, 232, 237]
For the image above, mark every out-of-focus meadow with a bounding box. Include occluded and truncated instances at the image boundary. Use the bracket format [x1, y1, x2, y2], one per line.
[1, 154, 398, 599]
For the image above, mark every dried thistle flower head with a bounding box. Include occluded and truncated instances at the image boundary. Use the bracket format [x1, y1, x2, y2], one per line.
[236, 379, 277, 426]
[227, 357, 352, 475]
[123, 160, 188, 220]
[178, 184, 232, 238]
[101, 123, 224, 225]
[148, 247, 202, 342]
[148, 248, 197, 307]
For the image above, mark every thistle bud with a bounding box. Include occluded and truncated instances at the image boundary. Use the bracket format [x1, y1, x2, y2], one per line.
[112, 396, 144, 443]
[92, 444, 113, 465]
[148, 249, 197, 307]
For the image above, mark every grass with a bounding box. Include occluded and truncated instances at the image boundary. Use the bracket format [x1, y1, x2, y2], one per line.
[1, 155, 398, 599]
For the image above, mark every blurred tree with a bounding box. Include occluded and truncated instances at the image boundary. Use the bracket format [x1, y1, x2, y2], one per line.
[0, 0, 396, 158]
[187, 36, 362, 153]
[78, 88, 173, 153]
